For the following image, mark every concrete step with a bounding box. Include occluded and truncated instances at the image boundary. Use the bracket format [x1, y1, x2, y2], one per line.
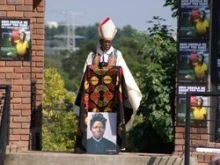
[4, 151, 198, 165]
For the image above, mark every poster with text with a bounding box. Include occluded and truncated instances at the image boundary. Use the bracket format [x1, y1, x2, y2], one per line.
[176, 84, 207, 126]
[178, 42, 209, 83]
[178, 0, 210, 40]
[0, 19, 30, 61]
[177, 96, 208, 127]
[87, 112, 117, 154]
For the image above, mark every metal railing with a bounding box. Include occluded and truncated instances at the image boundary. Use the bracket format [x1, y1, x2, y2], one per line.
[0, 85, 11, 165]
[184, 92, 220, 165]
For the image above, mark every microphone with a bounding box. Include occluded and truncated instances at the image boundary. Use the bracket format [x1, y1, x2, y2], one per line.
[99, 55, 107, 68]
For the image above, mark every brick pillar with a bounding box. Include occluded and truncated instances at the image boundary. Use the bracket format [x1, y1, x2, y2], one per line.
[0, 0, 45, 152]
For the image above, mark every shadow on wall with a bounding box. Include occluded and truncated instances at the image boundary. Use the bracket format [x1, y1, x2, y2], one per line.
[33, 0, 43, 10]
[30, 99, 42, 151]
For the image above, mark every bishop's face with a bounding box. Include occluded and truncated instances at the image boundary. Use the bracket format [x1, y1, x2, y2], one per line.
[99, 39, 112, 52]
[90, 121, 105, 140]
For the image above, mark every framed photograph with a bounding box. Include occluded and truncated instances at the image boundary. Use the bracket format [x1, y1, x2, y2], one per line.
[177, 41, 209, 83]
[178, 0, 210, 40]
[87, 112, 117, 154]
[0, 19, 30, 61]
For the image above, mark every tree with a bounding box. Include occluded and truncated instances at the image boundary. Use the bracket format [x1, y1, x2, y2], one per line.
[127, 17, 177, 153]
[42, 68, 77, 151]
[164, 0, 178, 17]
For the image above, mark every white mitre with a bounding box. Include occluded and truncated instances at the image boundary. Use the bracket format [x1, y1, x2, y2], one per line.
[98, 17, 117, 40]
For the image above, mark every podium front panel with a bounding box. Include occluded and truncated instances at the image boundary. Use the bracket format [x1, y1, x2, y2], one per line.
[75, 65, 128, 154]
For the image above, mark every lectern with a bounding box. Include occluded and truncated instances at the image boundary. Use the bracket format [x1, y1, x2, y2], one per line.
[75, 65, 131, 154]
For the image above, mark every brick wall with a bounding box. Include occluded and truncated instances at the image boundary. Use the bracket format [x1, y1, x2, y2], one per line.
[174, 126, 220, 164]
[0, 0, 45, 152]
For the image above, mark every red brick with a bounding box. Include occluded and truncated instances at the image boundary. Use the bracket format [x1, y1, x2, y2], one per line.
[11, 85, 22, 92]
[35, 62, 44, 67]
[35, 73, 43, 78]
[11, 98, 22, 104]
[36, 18, 44, 24]
[6, 61, 22, 67]
[22, 86, 30, 91]
[36, 84, 43, 90]
[24, 0, 32, 5]
[0, 67, 14, 72]
[13, 116, 30, 123]
[175, 145, 183, 151]
[16, 5, 32, 11]
[23, 61, 31, 67]
[32, 56, 44, 62]
[21, 110, 31, 116]
[32, 45, 44, 50]
[35, 51, 44, 56]
[191, 134, 201, 140]
[14, 79, 31, 85]
[14, 67, 30, 73]
[0, 5, 15, 10]
[7, 11, 24, 17]
[23, 73, 31, 79]
[37, 6, 44, 12]
[6, 73, 22, 79]
[10, 123, 21, 129]
[32, 23, 44, 29]
[0, 61, 6, 66]
[175, 139, 185, 145]
[0, 11, 6, 17]
[200, 134, 208, 140]
[0, 79, 12, 84]
[10, 110, 21, 116]
[36, 29, 44, 34]
[0, 73, 6, 78]
[32, 68, 43, 73]
[20, 135, 29, 140]
[12, 128, 30, 135]
[13, 103, 30, 110]
[10, 135, 21, 141]
[0, 0, 6, 4]
[175, 133, 184, 139]
[7, 0, 23, 4]
[22, 98, 30, 104]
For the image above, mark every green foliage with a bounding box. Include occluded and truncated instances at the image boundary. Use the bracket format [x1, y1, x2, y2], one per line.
[164, 0, 178, 17]
[42, 110, 77, 151]
[42, 68, 77, 151]
[127, 17, 177, 153]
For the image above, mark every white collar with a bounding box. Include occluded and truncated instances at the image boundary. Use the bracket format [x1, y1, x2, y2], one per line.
[96, 43, 114, 55]
[92, 136, 103, 142]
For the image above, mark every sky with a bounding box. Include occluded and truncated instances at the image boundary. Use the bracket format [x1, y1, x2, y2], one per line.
[45, 0, 177, 32]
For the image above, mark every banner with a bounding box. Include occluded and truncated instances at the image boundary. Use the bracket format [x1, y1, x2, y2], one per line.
[178, 41, 209, 82]
[178, 0, 210, 40]
[176, 84, 207, 126]
[0, 19, 30, 61]
[177, 95, 208, 127]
